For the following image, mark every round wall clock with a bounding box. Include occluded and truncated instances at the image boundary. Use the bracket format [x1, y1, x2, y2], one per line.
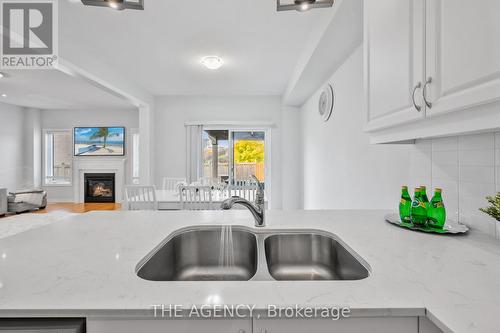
[318, 83, 334, 122]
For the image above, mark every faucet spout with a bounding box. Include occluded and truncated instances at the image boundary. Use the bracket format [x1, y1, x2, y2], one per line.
[220, 176, 265, 227]
[221, 197, 265, 227]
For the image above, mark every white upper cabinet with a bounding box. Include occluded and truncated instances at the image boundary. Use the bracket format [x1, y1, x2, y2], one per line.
[364, 0, 425, 131]
[425, 0, 500, 116]
[364, 0, 500, 143]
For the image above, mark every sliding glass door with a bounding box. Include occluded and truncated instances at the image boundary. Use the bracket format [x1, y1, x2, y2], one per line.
[202, 130, 230, 183]
[202, 129, 267, 186]
[231, 131, 265, 184]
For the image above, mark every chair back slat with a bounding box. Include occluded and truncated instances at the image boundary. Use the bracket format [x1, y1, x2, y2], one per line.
[228, 183, 258, 202]
[162, 177, 187, 191]
[125, 185, 158, 210]
[179, 185, 213, 210]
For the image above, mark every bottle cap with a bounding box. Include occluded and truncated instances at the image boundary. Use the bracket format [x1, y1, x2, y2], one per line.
[402, 186, 408, 190]
[414, 187, 421, 191]
[421, 186, 426, 190]
[435, 188, 442, 193]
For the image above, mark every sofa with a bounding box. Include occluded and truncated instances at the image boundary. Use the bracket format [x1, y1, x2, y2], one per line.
[0, 188, 7, 216]
[7, 189, 47, 214]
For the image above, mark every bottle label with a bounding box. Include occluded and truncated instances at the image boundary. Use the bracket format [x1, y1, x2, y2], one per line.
[400, 199, 407, 204]
[433, 202, 444, 208]
[412, 199, 426, 208]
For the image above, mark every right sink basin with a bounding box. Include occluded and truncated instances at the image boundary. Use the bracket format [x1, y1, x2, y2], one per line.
[264, 233, 369, 281]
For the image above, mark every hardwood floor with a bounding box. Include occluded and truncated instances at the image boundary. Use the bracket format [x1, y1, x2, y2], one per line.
[34, 202, 122, 214]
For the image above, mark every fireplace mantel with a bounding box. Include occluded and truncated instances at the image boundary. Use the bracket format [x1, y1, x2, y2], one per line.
[73, 158, 126, 203]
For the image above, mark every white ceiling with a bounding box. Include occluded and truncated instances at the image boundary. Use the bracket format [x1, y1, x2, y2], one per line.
[60, 0, 334, 96]
[0, 69, 134, 109]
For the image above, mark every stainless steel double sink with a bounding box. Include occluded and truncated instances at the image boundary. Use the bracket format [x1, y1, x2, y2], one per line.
[136, 226, 370, 281]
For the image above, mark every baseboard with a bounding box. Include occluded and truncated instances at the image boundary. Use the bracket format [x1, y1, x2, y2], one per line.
[47, 199, 75, 203]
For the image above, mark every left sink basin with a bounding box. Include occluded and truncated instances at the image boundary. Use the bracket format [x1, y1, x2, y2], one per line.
[136, 227, 258, 281]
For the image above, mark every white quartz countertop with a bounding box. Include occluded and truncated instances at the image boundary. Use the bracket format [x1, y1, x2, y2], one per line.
[0, 210, 499, 333]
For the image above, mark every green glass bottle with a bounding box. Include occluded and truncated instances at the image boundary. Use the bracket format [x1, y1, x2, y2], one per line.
[428, 188, 446, 229]
[420, 185, 430, 225]
[399, 186, 412, 224]
[420, 186, 430, 205]
[411, 187, 427, 226]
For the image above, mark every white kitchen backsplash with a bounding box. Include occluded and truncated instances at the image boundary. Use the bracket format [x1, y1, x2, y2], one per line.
[410, 132, 500, 239]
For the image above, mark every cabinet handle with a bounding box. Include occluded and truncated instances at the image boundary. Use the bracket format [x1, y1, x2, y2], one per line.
[412, 82, 422, 112]
[423, 77, 433, 108]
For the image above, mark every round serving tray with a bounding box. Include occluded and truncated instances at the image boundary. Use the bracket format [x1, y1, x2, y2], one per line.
[385, 213, 469, 234]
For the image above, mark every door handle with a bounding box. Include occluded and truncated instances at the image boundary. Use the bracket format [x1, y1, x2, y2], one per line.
[423, 77, 433, 108]
[412, 82, 422, 112]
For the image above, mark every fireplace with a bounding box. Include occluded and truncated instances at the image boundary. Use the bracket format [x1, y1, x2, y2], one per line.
[84, 173, 115, 203]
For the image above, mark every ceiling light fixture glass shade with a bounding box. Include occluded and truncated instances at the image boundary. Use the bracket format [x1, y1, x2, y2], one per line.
[201, 56, 224, 70]
[277, 0, 334, 12]
[80, 0, 144, 10]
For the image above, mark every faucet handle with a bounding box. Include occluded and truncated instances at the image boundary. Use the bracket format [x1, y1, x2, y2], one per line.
[250, 175, 265, 205]
[250, 175, 264, 191]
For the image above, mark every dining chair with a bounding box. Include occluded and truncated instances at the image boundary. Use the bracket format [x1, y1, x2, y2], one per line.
[178, 185, 213, 210]
[227, 183, 259, 202]
[162, 177, 187, 191]
[125, 185, 158, 210]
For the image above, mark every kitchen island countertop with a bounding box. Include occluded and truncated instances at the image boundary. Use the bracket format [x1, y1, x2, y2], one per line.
[0, 209, 499, 333]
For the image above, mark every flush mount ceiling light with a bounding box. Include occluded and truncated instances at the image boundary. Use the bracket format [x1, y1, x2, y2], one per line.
[80, 0, 144, 10]
[201, 56, 224, 70]
[277, 0, 334, 12]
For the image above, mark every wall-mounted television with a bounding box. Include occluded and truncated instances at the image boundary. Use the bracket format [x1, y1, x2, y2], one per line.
[74, 127, 125, 156]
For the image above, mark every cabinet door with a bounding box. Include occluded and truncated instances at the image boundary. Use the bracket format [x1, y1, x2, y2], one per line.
[253, 317, 418, 333]
[419, 317, 443, 333]
[425, 0, 500, 116]
[87, 318, 251, 333]
[364, 0, 425, 131]
[0, 318, 85, 333]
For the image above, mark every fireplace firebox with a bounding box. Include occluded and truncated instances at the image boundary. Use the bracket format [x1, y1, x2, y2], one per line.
[84, 173, 115, 203]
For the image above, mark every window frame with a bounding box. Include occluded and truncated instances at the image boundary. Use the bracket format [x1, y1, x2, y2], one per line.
[130, 128, 140, 185]
[42, 129, 73, 187]
[202, 125, 272, 204]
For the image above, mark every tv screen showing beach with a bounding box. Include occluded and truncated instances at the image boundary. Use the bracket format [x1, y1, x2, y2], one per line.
[74, 127, 125, 156]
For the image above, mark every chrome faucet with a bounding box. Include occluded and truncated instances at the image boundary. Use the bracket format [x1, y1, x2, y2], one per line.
[221, 175, 265, 227]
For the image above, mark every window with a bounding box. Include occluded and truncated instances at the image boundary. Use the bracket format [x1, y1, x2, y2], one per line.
[202, 129, 267, 186]
[44, 130, 72, 185]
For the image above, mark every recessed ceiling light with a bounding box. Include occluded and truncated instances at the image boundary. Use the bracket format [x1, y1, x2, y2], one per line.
[80, 0, 144, 11]
[201, 56, 224, 70]
[277, 0, 334, 12]
[1, 94, 7, 98]
[109, 2, 122, 9]
[298, 3, 310, 11]
[0, 72, 5, 79]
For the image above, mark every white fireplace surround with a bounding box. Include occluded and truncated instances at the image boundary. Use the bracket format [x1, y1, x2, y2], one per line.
[73, 158, 126, 203]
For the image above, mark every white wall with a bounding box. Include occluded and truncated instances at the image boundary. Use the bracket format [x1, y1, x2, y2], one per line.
[409, 133, 500, 239]
[41, 108, 139, 201]
[300, 46, 411, 209]
[281, 105, 301, 209]
[0, 103, 28, 192]
[154, 96, 284, 209]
